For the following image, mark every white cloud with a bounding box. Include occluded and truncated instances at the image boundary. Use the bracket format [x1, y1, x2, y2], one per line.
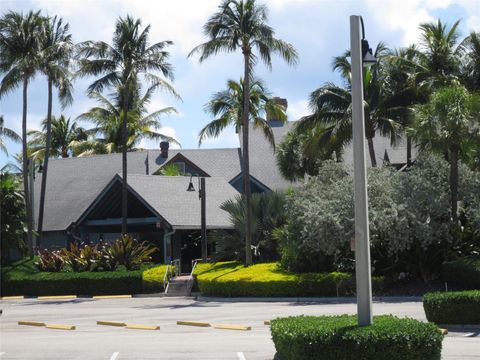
[287, 99, 309, 121]
[197, 126, 239, 149]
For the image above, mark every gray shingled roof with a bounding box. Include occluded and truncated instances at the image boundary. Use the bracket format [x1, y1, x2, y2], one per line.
[126, 175, 238, 229]
[241, 122, 298, 191]
[33, 151, 148, 232]
[148, 148, 241, 180]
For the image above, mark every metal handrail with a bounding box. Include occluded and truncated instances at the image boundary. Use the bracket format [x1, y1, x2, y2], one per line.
[162, 264, 171, 291]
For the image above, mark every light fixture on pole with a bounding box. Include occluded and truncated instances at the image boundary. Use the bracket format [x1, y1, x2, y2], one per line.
[350, 15, 376, 327]
[186, 175, 207, 261]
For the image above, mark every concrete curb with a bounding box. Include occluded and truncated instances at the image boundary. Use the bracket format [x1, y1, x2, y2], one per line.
[194, 296, 423, 303]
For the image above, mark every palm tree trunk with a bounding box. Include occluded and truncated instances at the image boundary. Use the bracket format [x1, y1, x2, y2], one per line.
[406, 136, 412, 167]
[450, 147, 459, 225]
[367, 137, 377, 167]
[22, 76, 33, 258]
[37, 78, 53, 248]
[121, 93, 128, 235]
[242, 46, 253, 266]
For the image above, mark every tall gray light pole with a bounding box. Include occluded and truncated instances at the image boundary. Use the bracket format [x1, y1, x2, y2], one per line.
[350, 15, 375, 326]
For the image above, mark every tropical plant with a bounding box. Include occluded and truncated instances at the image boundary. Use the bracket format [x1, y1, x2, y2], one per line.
[35, 249, 64, 272]
[276, 122, 343, 181]
[77, 15, 178, 235]
[108, 234, 157, 270]
[0, 115, 21, 155]
[190, 0, 298, 264]
[74, 83, 177, 156]
[0, 10, 44, 257]
[0, 172, 27, 263]
[210, 191, 286, 262]
[28, 115, 88, 159]
[158, 163, 184, 176]
[460, 31, 480, 92]
[299, 43, 401, 167]
[199, 78, 286, 148]
[60, 241, 86, 272]
[411, 85, 480, 224]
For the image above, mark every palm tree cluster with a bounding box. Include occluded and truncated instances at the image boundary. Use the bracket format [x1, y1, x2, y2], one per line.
[0, 11, 178, 251]
[278, 19, 480, 235]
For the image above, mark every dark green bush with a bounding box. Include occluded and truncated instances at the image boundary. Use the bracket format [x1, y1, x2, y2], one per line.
[442, 257, 480, 289]
[423, 290, 480, 324]
[1, 270, 144, 296]
[271, 315, 443, 360]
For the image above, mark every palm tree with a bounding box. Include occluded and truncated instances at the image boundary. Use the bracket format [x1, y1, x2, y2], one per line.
[0, 10, 44, 257]
[77, 15, 178, 234]
[411, 85, 480, 224]
[75, 83, 178, 156]
[460, 31, 480, 92]
[189, 0, 298, 265]
[300, 43, 400, 167]
[0, 115, 21, 155]
[199, 78, 286, 148]
[28, 115, 87, 159]
[37, 15, 74, 248]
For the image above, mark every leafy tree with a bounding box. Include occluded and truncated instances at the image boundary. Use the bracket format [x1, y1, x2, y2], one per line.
[75, 83, 177, 155]
[28, 115, 87, 159]
[0, 10, 44, 257]
[460, 31, 480, 92]
[0, 115, 21, 155]
[211, 191, 286, 262]
[411, 85, 480, 224]
[36, 15, 74, 248]
[157, 163, 185, 176]
[77, 15, 178, 235]
[279, 155, 479, 281]
[190, 0, 298, 264]
[1, 172, 27, 263]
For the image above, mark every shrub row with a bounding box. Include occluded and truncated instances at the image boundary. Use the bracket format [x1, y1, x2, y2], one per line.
[271, 315, 443, 360]
[423, 290, 480, 324]
[1, 270, 144, 296]
[442, 257, 480, 290]
[194, 262, 384, 297]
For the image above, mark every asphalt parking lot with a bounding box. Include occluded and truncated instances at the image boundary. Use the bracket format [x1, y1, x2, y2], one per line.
[0, 296, 479, 359]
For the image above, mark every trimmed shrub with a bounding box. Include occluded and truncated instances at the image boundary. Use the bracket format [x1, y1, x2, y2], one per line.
[423, 290, 480, 324]
[194, 262, 384, 297]
[142, 265, 169, 292]
[442, 257, 480, 290]
[271, 315, 443, 360]
[1, 270, 144, 296]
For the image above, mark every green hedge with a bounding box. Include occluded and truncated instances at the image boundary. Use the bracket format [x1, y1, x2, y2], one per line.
[423, 290, 480, 324]
[0, 259, 164, 296]
[1, 270, 143, 296]
[271, 315, 443, 360]
[194, 262, 384, 297]
[442, 257, 480, 290]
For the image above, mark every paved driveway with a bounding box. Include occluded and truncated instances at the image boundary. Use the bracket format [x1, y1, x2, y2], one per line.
[0, 297, 478, 359]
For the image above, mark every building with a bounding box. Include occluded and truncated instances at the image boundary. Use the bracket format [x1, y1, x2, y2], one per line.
[33, 101, 413, 269]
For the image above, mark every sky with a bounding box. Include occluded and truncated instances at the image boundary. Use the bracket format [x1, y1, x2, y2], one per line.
[1, 0, 479, 166]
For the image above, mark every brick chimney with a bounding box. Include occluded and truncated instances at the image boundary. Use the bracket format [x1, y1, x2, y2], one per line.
[267, 97, 288, 127]
[160, 141, 169, 158]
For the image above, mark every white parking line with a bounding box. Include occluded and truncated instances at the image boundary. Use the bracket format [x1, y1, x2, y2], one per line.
[0, 352, 5, 357]
[110, 352, 119, 360]
[236, 352, 246, 360]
